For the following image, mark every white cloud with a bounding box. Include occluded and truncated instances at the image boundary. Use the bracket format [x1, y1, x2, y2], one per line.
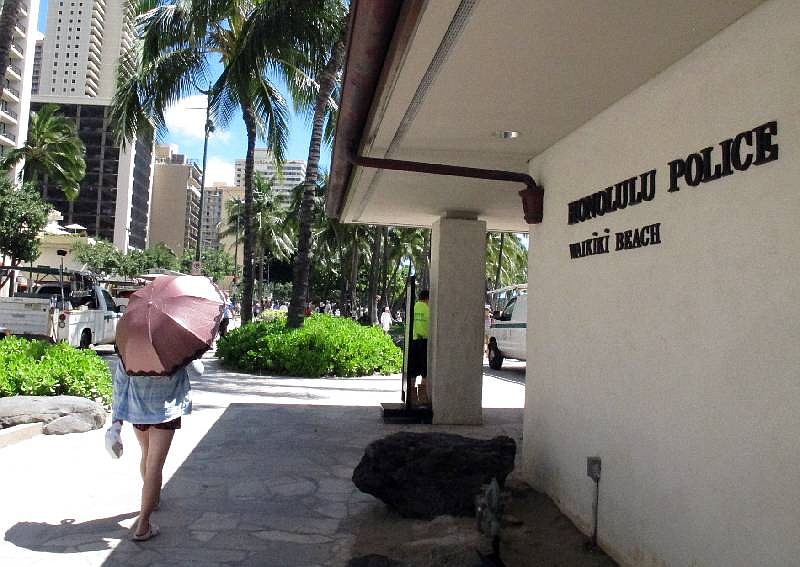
[204, 156, 236, 187]
[164, 95, 231, 142]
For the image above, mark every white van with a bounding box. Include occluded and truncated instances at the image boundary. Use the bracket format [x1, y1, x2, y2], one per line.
[487, 293, 527, 370]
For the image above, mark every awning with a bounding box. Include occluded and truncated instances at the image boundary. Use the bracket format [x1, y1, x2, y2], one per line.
[328, 0, 763, 231]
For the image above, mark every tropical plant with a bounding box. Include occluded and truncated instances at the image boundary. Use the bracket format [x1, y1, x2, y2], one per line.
[0, 179, 50, 290]
[73, 239, 122, 275]
[0, 336, 112, 404]
[180, 247, 236, 283]
[112, 0, 341, 324]
[222, 173, 294, 299]
[486, 232, 528, 289]
[216, 314, 401, 377]
[0, 104, 86, 200]
[286, 5, 348, 328]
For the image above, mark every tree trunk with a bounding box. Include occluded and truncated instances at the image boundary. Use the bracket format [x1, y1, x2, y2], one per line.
[346, 227, 360, 316]
[417, 231, 431, 290]
[258, 249, 265, 305]
[367, 226, 382, 324]
[240, 102, 258, 324]
[380, 226, 390, 308]
[287, 39, 346, 328]
[494, 232, 505, 289]
[0, 0, 22, 90]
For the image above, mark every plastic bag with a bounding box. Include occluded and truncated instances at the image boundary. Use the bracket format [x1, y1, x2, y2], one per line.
[104, 421, 123, 459]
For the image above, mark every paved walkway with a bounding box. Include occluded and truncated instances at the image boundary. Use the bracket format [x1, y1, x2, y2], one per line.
[0, 357, 525, 567]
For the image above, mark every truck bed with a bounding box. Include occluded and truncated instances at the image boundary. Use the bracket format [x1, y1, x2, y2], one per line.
[0, 297, 55, 340]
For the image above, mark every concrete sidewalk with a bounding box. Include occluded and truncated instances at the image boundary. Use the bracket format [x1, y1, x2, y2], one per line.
[0, 358, 525, 566]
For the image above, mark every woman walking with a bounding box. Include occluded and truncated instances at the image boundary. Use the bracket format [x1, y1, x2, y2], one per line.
[111, 275, 225, 542]
[112, 359, 203, 540]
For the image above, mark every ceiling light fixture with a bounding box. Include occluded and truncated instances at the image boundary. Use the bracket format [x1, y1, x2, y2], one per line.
[496, 130, 520, 139]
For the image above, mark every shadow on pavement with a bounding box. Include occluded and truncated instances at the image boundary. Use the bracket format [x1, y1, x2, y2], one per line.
[482, 363, 526, 385]
[88, 402, 522, 566]
[4, 512, 139, 553]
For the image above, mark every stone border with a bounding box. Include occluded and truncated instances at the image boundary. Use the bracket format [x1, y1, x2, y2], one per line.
[0, 422, 43, 449]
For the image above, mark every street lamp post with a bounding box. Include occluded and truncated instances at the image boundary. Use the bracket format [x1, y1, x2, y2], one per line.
[195, 96, 214, 264]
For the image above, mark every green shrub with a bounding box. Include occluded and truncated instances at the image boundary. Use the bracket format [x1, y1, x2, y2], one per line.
[0, 337, 112, 404]
[255, 309, 286, 323]
[216, 314, 402, 377]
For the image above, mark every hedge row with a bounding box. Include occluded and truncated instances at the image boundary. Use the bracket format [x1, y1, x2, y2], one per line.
[216, 314, 402, 377]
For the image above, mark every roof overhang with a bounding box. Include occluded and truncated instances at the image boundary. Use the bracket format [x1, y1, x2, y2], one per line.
[328, 0, 763, 232]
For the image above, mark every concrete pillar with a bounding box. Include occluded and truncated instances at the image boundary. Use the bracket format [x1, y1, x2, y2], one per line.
[429, 215, 486, 425]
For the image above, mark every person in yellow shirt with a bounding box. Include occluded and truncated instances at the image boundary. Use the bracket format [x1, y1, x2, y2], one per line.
[408, 289, 430, 404]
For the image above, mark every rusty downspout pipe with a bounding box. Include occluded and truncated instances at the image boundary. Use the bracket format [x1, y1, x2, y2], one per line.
[349, 155, 544, 224]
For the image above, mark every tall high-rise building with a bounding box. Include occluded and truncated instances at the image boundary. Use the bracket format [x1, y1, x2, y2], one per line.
[201, 183, 244, 267]
[234, 149, 306, 201]
[149, 145, 202, 256]
[36, 0, 131, 100]
[0, 0, 41, 179]
[30, 34, 42, 95]
[32, 0, 152, 252]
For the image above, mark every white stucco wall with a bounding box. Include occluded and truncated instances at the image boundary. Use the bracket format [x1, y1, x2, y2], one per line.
[523, 2, 800, 566]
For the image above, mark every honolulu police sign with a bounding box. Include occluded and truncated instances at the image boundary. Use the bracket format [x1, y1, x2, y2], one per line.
[568, 120, 778, 260]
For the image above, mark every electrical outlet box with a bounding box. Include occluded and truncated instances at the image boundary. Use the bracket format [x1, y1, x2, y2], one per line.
[587, 456, 601, 481]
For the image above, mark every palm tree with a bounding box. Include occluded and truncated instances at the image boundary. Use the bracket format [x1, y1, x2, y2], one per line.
[222, 173, 294, 298]
[111, 0, 339, 324]
[0, 104, 86, 200]
[0, 0, 23, 83]
[286, 6, 347, 328]
[486, 232, 528, 289]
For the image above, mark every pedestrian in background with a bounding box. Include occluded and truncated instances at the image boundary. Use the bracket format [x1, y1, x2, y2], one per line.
[380, 306, 393, 333]
[408, 289, 430, 404]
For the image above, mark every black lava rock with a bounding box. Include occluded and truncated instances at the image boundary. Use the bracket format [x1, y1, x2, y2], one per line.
[352, 432, 516, 519]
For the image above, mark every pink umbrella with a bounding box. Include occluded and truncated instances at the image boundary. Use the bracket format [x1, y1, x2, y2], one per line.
[116, 275, 225, 376]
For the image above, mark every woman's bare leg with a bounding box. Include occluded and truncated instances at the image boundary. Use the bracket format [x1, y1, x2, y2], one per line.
[133, 427, 149, 481]
[134, 428, 175, 536]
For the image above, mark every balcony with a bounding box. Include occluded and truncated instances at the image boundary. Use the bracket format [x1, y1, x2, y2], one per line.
[3, 85, 20, 102]
[10, 41, 23, 58]
[0, 105, 19, 124]
[5, 64, 21, 80]
[0, 130, 17, 143]
[13, 25, 25, 39]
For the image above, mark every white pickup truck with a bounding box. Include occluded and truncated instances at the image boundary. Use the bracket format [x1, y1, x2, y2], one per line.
[0, 271, 122, 348]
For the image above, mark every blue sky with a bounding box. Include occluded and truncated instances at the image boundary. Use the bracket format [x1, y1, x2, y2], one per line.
[38, 0, 331, 186]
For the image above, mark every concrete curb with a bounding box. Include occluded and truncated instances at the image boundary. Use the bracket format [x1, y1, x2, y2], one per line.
[0, 422, 43, 449]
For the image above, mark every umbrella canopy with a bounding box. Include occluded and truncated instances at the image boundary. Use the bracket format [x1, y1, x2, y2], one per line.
[116, 275, 225, 376]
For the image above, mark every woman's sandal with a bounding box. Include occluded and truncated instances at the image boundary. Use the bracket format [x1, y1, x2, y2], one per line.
[132, 523, 160, 542]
